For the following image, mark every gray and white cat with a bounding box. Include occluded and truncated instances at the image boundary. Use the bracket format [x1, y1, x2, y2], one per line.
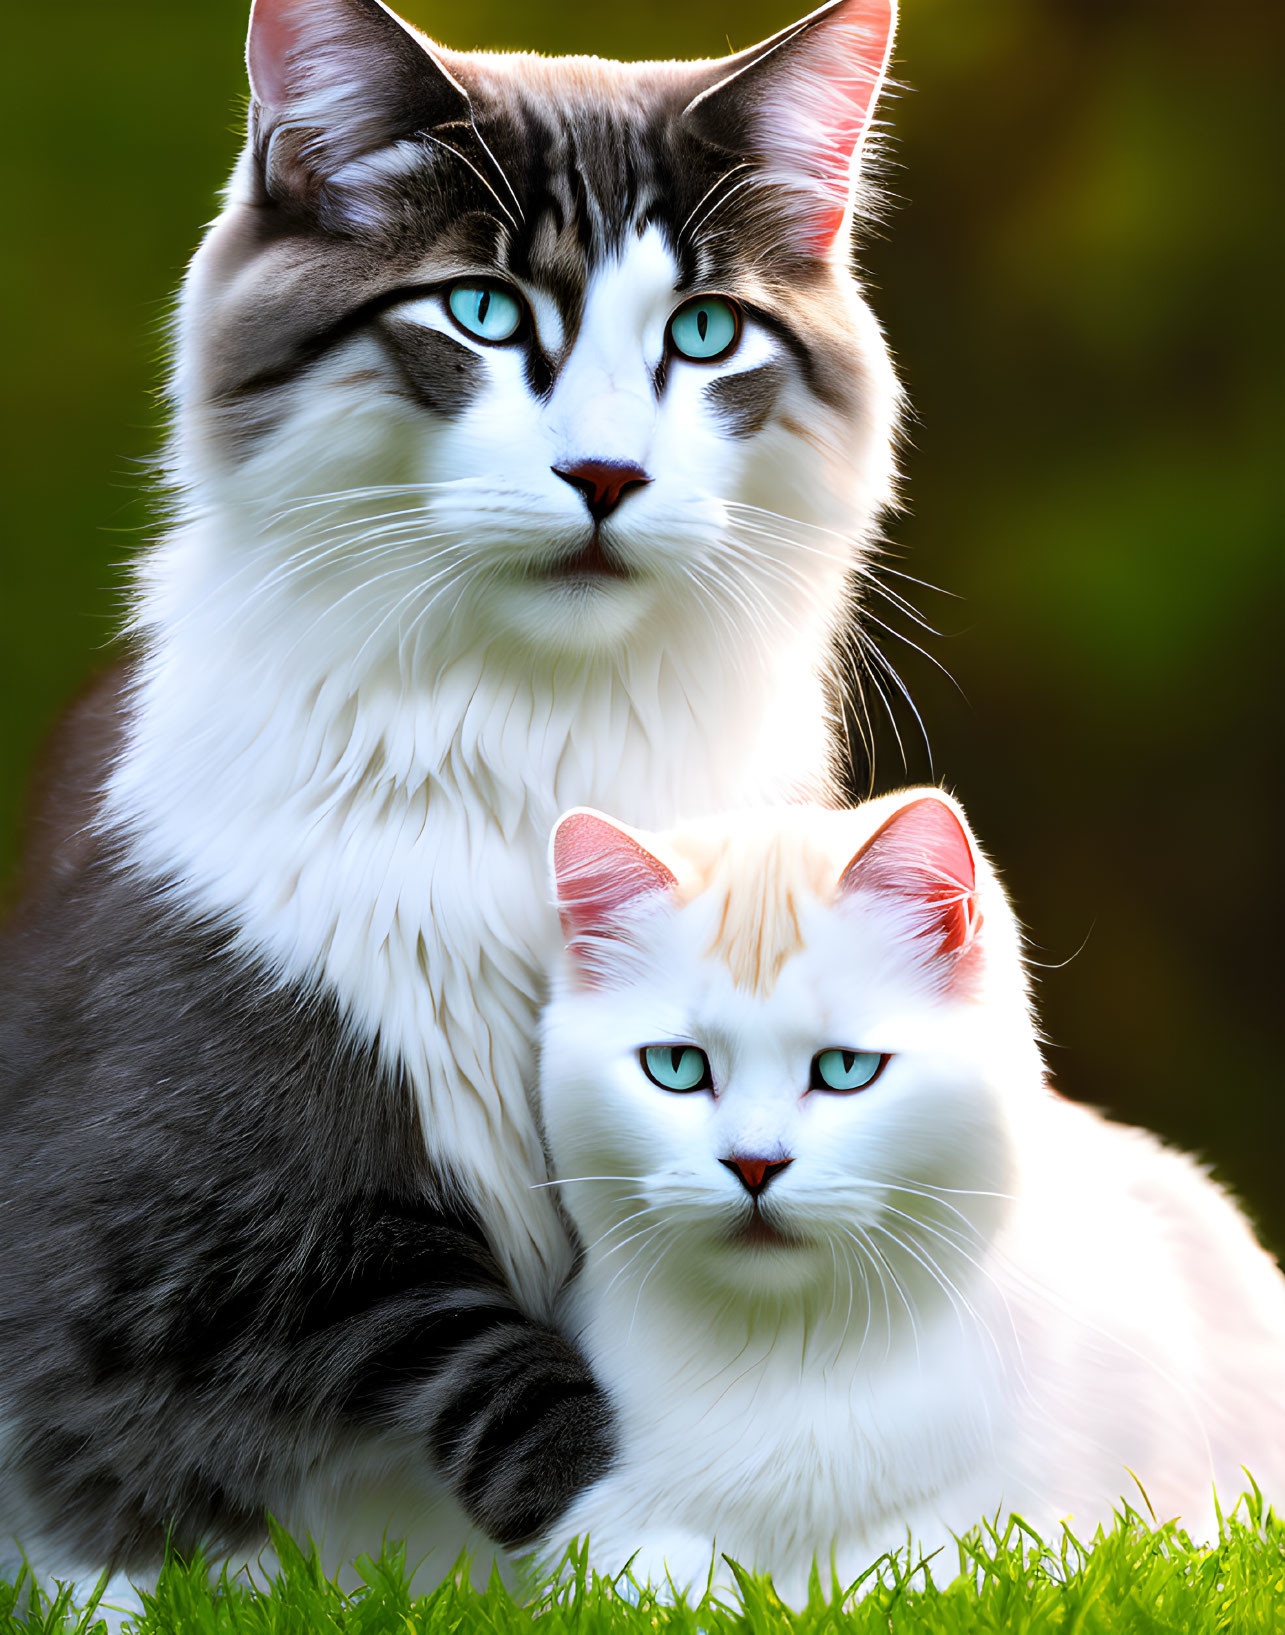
[536, 794, 1285, 1605]
[0, 0, 899, 1606]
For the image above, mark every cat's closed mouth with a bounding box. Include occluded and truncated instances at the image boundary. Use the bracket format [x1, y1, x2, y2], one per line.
[731, 1211, 804, 1251]
[547, 531, 633, 582]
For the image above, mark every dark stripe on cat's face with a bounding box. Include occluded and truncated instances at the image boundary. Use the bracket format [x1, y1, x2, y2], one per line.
[706, 363, 787, 439]
[378, 318, 484, 417]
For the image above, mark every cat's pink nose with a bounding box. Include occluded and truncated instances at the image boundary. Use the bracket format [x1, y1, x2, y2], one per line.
[552, 460, 651, 524]
[720, 1156, 793, 1197]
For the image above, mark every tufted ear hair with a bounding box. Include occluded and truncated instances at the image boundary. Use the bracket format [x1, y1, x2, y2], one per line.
[246, 0, 470, 205]
[683, 0, 897, 256]
[551, 810, 677, 976]
[839, 793, 981, 960]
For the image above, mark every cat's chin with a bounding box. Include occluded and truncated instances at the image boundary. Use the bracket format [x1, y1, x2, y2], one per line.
[484, 567, 658, 652]
[684, 1217, 833, 1297]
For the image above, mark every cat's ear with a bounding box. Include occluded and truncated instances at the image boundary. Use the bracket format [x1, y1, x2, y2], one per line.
[838, 794, 981, 959]
[551, 810, 677, 962]
[245, 0, 469, 206]
[683, 0, 897, 256]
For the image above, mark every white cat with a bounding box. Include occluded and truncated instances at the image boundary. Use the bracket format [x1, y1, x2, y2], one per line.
[536, 792, 1285, 1605]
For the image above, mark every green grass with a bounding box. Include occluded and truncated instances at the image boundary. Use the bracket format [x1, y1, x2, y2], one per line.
[3, 1489, 1282, 1634]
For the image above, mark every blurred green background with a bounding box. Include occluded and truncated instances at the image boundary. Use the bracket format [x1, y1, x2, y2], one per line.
[1, 2, 1280, 1246]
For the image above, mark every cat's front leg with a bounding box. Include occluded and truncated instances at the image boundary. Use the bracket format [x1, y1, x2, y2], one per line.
[410, 1271, 620, 1547]
[0, 984, 618, 1571]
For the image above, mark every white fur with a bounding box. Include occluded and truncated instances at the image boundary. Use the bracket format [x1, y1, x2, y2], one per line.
[535, 793, 1285, 1605]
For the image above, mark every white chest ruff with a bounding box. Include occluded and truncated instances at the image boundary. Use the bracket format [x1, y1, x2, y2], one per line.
[105, 562, 836, 1313]
[551, 1291, 1019, 1601]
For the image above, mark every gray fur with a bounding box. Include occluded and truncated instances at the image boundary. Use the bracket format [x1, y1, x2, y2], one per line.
[706, 363, 787, 438]
[379, 318, 485, 416]
[0, 811, 613, 1565]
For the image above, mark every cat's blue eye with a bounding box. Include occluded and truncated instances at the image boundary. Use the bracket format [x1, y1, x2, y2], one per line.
[668, 296, 740, 363]
[810, 1049, 887, 1094]
[639, 1045, 713, 1093]
[446, 282, 524, 344]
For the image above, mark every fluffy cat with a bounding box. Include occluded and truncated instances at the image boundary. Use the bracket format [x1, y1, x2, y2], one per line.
[536, 793, 1285, 1605]
[0, 0, 900, 1605]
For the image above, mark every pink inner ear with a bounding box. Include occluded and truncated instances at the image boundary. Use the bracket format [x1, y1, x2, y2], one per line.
[246, 0, 307, 111]
[757, 0, 896, 253]
[793, 3, 896, 250]
[840, 797, 978, 955]
[552, 812, 677, 946]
